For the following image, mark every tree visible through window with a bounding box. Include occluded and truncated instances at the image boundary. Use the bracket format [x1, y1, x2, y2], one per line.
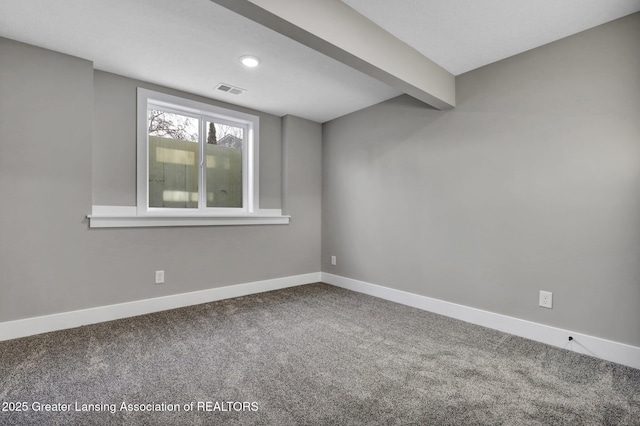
[148, 110, 198, 142]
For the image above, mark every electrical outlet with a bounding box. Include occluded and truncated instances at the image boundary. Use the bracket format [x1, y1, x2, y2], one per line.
[331, 256, 337, 266]
[539, 290, 552, 308]
[155, 270, 165, 284]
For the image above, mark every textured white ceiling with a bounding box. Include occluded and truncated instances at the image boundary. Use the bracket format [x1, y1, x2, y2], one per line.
[1, 1, 638, 121]
[0, 0, 400, 122]
[342, 0, 640, 75]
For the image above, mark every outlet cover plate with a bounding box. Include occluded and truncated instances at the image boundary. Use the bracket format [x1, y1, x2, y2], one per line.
[155, 270, 165, 284]
[539, 290, 552, 308]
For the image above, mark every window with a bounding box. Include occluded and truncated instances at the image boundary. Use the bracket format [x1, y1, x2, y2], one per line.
[87, 88, 288, 228]
[137, 88, 258, 216]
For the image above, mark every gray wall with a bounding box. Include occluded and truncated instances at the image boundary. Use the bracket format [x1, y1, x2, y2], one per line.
[322, 13, 640, 347]
[0, 38, 322, 323]
[0, 38, 94, 322]
[282, 115, 322, 270]
[93, 70, 282, 209]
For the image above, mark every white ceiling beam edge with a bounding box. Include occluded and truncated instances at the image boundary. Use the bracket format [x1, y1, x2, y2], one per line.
[210, 0, 455, 110]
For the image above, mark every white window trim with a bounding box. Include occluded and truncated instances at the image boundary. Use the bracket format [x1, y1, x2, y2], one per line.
[87, 88, 290, 228]
[137, 88, 259, 216]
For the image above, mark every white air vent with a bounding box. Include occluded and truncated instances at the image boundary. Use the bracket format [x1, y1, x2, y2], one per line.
[215, 83, 246, 95]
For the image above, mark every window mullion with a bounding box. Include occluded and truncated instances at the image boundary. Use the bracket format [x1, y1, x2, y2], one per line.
[198, 116, 206, 212]
[243, 126, 250, 212]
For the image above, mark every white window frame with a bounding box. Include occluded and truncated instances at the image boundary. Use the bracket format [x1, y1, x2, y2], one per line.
[136, 88, 259, 217]
[86, 88, 290, 228]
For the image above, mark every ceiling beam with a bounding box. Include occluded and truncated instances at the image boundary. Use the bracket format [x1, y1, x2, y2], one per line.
[210, 0, 455, 110]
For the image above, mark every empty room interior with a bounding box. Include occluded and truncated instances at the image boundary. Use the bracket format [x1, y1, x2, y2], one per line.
[1, 0, 639, 424]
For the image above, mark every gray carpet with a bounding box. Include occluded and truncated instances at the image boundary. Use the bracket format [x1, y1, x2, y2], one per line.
[0, 283, 638, 425]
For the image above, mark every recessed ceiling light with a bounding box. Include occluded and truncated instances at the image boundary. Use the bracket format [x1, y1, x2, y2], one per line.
[239, 55, 261, 68]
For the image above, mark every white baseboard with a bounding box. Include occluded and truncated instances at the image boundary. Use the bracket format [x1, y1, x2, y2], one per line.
[322, 273, 640, 370]
[4, 271, 638, 370]
[0, 272, 321, 342]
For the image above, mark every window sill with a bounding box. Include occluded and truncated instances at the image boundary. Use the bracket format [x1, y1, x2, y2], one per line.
[87, 206, 290, 228]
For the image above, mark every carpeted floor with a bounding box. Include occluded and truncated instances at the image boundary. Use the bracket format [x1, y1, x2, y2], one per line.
[0, 283, 638, 425]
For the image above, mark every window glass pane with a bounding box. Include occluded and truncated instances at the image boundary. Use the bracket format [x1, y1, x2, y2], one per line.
[148, 109, 199, 208]
[205, 122, 243, 208]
